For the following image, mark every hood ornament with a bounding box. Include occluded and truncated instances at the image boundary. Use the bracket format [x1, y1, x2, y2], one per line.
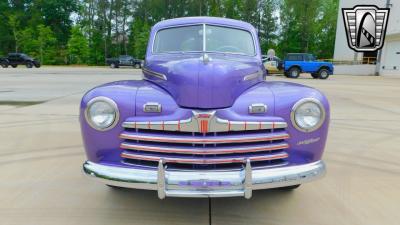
[201, 53, 211, 64]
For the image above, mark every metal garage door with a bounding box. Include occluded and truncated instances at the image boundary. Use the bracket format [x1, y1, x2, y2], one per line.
[382, 40, 400, 74]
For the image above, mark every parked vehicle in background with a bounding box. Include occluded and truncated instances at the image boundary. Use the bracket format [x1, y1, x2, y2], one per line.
[0, 57, 9, 68]
[0, 53, 41, 68]
[81, 17, 329, 199]
[283, 53, 333, 79]
[106, 55, 143, 69]
[262, 55, 283, 74]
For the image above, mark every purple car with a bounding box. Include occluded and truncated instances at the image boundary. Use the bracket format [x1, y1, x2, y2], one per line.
[81, 17, 329, 199]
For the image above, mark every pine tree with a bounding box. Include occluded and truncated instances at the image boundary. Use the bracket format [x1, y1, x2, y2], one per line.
[67, 26, 89, 64]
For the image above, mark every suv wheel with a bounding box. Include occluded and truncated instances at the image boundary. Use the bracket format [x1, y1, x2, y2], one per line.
[26, 62, 33, 68]
[134, 63, 140, 69]
[318, 69, 330, 79]
[288, 67, 300, 78]
[311, 73, 319, 79]
[1, 62, 8, 68]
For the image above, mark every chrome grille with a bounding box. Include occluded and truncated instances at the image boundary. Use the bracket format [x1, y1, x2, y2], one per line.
[119, 113, 290, 170]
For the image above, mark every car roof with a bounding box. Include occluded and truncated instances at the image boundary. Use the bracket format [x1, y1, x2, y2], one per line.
[152, 17, 256, 32]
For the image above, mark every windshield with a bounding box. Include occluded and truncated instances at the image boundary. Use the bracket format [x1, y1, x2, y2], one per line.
[153, 24, 255, 56]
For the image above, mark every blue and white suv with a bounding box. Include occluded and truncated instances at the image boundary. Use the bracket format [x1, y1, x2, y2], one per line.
[283, 53, 334, 79]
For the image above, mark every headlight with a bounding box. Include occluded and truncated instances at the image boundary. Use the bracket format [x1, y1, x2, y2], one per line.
[85, 97, 119, 131]
[290, 98, 325, 132]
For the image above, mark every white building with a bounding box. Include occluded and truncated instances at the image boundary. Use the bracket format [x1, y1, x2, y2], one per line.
[333, 0, 400, 75]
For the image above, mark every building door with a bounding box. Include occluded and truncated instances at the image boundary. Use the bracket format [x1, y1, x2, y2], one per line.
[382, 40, 400, 75]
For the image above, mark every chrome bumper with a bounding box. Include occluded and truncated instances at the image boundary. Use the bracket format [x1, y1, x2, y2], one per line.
[83, 160, 326, 199]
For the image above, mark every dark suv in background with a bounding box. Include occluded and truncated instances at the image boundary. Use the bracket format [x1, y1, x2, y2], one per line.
[106, 55, 143, 69]
[0, 53, 41, 68]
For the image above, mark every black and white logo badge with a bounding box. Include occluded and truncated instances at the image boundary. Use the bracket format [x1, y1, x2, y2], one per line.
[342, 5, 390, 52]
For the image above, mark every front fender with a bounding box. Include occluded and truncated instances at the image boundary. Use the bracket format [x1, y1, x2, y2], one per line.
[269, 81, 330, 164]
[80, 80, 145, 163]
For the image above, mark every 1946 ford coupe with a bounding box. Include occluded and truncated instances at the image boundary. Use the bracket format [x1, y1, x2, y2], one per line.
[81, 17, 329, 199]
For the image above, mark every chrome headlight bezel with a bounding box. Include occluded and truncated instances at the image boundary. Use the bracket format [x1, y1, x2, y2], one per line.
[290, 98, 326, 132]
[84, 97, 119, 131]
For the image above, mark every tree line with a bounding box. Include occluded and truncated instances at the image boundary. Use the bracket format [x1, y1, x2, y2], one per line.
[0, 0, 338, 65]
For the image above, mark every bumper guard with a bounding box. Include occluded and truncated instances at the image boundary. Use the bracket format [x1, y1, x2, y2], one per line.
[83, 160, 326, 199]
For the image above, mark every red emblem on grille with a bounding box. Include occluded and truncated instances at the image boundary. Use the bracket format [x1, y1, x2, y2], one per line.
[197, 114, 211, 118]
[200, 120, 209, 134]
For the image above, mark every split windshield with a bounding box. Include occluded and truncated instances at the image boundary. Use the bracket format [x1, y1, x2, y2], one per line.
[153, 24, 255, 56]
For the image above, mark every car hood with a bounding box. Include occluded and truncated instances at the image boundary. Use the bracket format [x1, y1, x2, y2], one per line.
[143, 53, 263, 109]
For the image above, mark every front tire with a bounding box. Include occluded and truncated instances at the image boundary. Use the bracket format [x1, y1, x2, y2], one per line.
[277, 184, 301, 190]
[1, 62, 8, 68]
[287, 67, 301, 78]
[134, 63, 141, 69]
[318, 69, 330, 79]
[107, 184, 124, 189]
[26, 62, 33, 68]
[311, 73, 319, 79]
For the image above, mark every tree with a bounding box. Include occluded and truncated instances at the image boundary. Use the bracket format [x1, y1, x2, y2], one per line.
[258, 0, 278, 54]
[18, 28, 38, 57]
[1, 0, 340, 64]
[8, 14, 21, 52]
[129, 19, 150, 59]
[37, 25, 57, 64]
[314, 0, 339, 58]
[68, 26, 89, 64]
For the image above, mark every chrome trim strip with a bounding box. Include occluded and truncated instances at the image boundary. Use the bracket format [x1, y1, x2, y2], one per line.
[290, 98, 326, 133]
[120, 142, 289, 155]
[83, 160, 326, 198]
[243, 71, 263, 81]
[203, 24, 206, 52]
[84, 97, 120, 131]
[142, 68, 167, 81]
[123, 111, 287, 133]
[120, 152, 288, 164]
[120, 133, 289, 144]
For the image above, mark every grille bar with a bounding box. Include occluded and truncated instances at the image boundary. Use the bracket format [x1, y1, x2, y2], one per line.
[120, 131, 289, 144]
[121, 151, 288, 165]
[120, 142, 289, 155]
[122, 118, 287, 133]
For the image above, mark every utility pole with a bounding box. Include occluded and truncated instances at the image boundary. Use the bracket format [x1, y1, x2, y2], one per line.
[375, 0, 391, 76]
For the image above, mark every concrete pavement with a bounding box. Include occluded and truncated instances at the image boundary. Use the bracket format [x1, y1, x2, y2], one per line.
[0, 67, 399, 225]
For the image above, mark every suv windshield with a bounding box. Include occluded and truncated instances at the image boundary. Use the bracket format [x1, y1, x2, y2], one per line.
[153, 24, 255, 56]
